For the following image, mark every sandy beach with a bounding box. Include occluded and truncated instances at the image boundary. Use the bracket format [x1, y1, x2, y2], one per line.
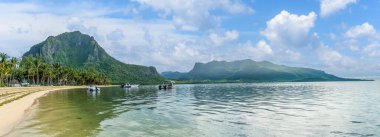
[0, 86, 93, 136]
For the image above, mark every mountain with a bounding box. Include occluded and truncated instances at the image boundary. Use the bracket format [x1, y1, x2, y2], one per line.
[160, 71, 186, 80]
[161, 59, 363, 82]
[23, 31, 164, 84]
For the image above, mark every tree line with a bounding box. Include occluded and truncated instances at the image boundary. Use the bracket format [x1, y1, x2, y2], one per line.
[0, 53, 109, 87]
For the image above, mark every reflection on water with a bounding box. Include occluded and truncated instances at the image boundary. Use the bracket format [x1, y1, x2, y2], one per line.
[7, 81, 380, 137]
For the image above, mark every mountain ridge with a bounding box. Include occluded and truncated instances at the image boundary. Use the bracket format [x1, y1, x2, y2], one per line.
[161, 59, 366, 82]
[23, 31, 164, 84]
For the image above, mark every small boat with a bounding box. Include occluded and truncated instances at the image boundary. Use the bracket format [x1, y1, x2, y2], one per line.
[87, 86, 100, 91]
[158, 81, 175, 90]
[121, 83, 139, 88]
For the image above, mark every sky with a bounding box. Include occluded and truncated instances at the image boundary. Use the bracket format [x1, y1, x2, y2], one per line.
[0, 0, 379, 78]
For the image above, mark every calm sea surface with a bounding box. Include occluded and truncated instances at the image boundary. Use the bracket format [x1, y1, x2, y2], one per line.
[7, 81, 380, 137]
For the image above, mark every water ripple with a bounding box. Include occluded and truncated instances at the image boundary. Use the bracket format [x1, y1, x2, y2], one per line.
[8, 81, 380, 137]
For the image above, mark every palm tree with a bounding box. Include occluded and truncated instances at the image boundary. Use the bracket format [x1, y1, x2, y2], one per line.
[0, 53, 8, 86]
[53, 63, 62, 85]
[0, 54, 110, 86]
[22, 56, 35, 85]
[67, 68, 79, 85]
[40, 62, 49, 85]
[13, 67, 25, 85]
[78, 69, 87, 85]
[46, 66, 55, 86]
[9, 57, 18, 86]
[33, 55, 42, 85]
[4, 63, 11, 86]
[60, 67, 69, 85]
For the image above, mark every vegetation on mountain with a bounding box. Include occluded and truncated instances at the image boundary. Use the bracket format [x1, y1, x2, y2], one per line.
[162, 59, 363, 82]
[0, 53, 108, 87]
[23, 31, 164, 84]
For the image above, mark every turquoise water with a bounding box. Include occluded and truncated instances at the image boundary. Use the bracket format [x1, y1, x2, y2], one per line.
[7, 81, 380, 137]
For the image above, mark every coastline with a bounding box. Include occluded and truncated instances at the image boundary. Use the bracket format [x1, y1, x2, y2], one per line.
[172, 79, 376, 85]
[0, 86, 114, 136]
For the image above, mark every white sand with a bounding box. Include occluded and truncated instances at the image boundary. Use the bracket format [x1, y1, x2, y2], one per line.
[0, 90, 51, 136]
[0, 86, 88, 136]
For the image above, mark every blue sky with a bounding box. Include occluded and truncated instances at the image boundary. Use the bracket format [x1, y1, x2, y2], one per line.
[0, 0, 379, 78]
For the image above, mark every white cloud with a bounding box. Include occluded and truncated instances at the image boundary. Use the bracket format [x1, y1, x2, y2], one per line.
[235, 40, 273, 61]
[136, 32, 213, 71]
[173, 43, 204, 61]
[329, 33, 337, 40]
[343, 22, 380, 58]
[253, 11, 319, 66]
[134, 0, 253, 31]
[363, 42, 380, 57]
[0, 2, 45, 14]
[0, 1, 378, 77]
[209, 30, 239, 46]
[0, 2, 209, 72]
[255, 40, 273, 55]
[0, 10, 69, 56]
[284, 50, 301, 61]
[316, 45, 356, 69]
[261, 10, 317, 48]
[320, 0, 357, 17]
[106, 29, 125, 42]
[345, 22, 377, 38]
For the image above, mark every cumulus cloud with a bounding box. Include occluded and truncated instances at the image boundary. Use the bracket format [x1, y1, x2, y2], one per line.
[135, 30, 214, 71]
[235, 40, 273, 61]
[312, 34, 379, 76]
[345, 22, 377, 38]
[261, 10, 317, 49]
[67, 17, 104, 42]
[0, 2, 42, 14]
[0, 1, 378, 77]
[254, 10, 322, 67]
[0, 1, 204, 72]
[363, 42, 380, 57]
[0, 4, 68, 56]
[134, 0, 253, 31]
[343, 22, 380, 57]
[255, 40, 273, 55]
[316, 45, 356, 69]
[209, 30, 239, 46]
[320, 0, 357, 17]
[284, 50, 301, 61]
[148, 42, 205, 68]
[107, 29, 125, 41]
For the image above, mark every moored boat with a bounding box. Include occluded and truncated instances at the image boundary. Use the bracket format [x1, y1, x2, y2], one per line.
[121, 83, 139, 88]
[87, 86, 100, 91]
[158, 81, 175, 90]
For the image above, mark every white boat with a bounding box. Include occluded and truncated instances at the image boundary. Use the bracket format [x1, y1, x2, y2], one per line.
[87, 86, 100, 91]
[131, 84, 139, 88]
[158, 81, 175, 90]
[121, 83, 139, 88]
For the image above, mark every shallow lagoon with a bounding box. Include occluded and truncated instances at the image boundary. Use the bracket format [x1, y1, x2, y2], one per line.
[8, 81, 380, 137]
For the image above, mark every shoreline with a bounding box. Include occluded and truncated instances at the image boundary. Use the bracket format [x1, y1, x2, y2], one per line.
[0, 86, 114, 136]
[172, 79, 377, 85]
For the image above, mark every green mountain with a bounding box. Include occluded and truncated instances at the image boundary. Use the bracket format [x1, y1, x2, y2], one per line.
[23, 31, 164, 84]
[161, 59, 363, 82]
[161, 71, 186, 80]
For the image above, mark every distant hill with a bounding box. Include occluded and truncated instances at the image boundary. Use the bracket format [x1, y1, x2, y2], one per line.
[161, 59, 364, 82]
[161, 71, 186, 80]
[23, 31, 164, 84]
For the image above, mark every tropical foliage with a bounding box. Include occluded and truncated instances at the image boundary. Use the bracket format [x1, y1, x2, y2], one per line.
[0, 53, 109, 87]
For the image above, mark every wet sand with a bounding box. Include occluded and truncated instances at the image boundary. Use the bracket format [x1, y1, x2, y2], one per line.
[0, 86, 113, 136]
